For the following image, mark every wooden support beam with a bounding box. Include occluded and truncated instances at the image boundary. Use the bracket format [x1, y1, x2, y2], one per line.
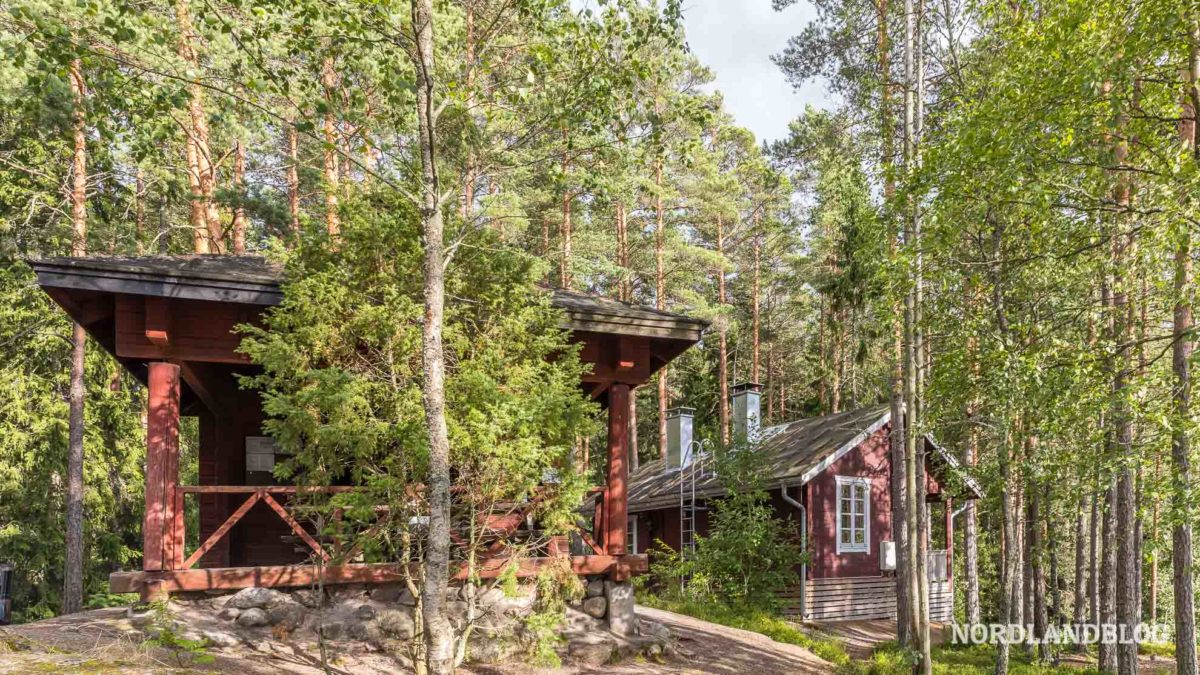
[174, 361, 232, 420]
[182, 491, 261, 570]
[110, 555, 650, 594]
[606, 383, 630, 555]
[262, 492, 330, 562]
[144, 362, 181, 572]
[144, 296, 170, 348]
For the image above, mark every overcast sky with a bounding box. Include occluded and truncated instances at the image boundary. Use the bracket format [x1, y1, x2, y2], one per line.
[678, 0, 833, 145]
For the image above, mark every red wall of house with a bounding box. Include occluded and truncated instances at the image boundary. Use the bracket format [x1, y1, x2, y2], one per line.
[806, 425, 944, 579]
[806, 427, 893, 579]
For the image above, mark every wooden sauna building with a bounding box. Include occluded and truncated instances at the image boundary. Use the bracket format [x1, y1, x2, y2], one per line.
[29, 255, 707, 599]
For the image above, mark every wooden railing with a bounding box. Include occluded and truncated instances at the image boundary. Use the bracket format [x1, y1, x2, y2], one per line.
[174, 485, 610, 571]
[178, 486, 358, 570]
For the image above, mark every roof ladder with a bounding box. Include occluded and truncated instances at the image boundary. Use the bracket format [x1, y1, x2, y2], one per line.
[679, 439, 708, 592]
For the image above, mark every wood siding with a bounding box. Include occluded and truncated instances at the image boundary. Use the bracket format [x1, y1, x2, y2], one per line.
[797, 576, 953, 622]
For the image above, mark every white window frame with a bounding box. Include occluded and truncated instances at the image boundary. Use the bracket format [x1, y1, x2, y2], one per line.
[836, 476, 871, 554]
[627, 515, 639, 554]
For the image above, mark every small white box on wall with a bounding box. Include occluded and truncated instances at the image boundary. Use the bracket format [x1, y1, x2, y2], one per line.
[245, 436, 277, 473]
[880, 540, 897, 571]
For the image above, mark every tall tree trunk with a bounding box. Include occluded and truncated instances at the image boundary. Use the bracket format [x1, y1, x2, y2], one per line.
[287, 124, 301, 237]
[1028, 464, 1048, 662]
[751, 218, 761, 383]
[617, 201, 629, 301]
[655, 159, 667, 460]
[322, 57, 341, 238]
[1112, 104, 1140, 675]
[1072, 483, 1088, 637]
[1099, 475, 1118, 672]
[461, 1, 475, 220]
[1172, 35, 1199, 675]
[560, 128, 572, 288]
[135, 166, 145, 253]
[817, 297, 828, 411]
[176, 0, 220, 252]
[63, 57, 88, 616]
[409, 1, 452, 671]
[964, 285, 981, 626]
[990, 217, 1017, 675]
[231, 139, 246, 253]
[717, 215, 730, 447]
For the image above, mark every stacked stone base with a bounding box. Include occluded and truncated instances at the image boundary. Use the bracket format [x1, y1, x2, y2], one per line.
[127, 577, 668, 668]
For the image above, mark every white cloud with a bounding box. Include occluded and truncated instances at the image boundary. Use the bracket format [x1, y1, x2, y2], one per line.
[679, 0, 834, 144]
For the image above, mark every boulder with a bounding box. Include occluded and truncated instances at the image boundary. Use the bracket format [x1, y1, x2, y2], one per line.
[377, 609, 416, 640]
[217, 607, 241, 622]
[227, 587, 284, 610]
[318, 619, 345, 640]
[200, 630, 241, 649]
[581, 596, 607, 619]
[445, 600, 469, 629]
[641, 620, 671, 642]
[585, 579, 605, 598]
[291, 589, 324, 609]
[267, 602, 307, 631]
[235, 607, 270, 628]
[348, 620, 384, 645]
[567, 632, 616, 667]
[126, 606, 156, 629]
[329, 584, 367, 603]
[604, 580, 637, 636]
[354, 604, 376, 621]
[477, 587, 507, 607]
[563, 607, 605, 633]
[467, 636, 518, 664]
[367, 584, 403, 604]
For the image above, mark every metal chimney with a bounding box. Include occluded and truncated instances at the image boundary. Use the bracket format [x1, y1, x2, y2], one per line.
[731, 382, 763, 444]
[666, 407, 695, 470]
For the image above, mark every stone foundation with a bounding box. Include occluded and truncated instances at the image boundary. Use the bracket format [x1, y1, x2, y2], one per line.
[132, 577, 667, 668]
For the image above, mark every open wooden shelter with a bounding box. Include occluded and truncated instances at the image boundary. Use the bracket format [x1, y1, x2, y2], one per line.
[29, 255, 707, 600]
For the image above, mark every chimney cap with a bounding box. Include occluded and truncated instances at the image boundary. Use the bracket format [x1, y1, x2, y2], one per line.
[666, 406, 696, 418]
[731, 382, 763, 394]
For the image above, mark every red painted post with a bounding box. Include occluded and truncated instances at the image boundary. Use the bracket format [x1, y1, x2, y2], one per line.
[144, 362, 181, 572]
[606, 383, 630, 556]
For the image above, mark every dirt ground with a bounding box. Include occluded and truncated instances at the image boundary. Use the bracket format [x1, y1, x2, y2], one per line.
[0, 605, 836, 674]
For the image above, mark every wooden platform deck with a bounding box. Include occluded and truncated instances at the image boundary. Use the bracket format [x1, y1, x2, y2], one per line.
[111, 554, 648, 596]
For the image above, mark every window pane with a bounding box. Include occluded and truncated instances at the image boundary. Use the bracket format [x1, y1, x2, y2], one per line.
[855, 529, 865, 544]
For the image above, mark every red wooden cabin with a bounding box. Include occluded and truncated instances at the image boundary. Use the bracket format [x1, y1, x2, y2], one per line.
[30, 255, 706, 600]
[625, 387, 981, 622]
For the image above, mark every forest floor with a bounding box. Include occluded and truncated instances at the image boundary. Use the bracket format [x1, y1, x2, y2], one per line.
[0, 604, 833, 674]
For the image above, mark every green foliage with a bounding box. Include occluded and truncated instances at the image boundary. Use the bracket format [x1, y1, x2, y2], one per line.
[241, 190, 598, 563]
[143, 601, 214, 667]
[0, 261, 146, 622]
[521, 556, 586, 667]
[651, 442, 805, 609]
[838, 642, 1101, 675]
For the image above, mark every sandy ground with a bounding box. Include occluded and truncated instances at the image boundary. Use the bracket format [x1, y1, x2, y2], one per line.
[0, 605, 836, 674]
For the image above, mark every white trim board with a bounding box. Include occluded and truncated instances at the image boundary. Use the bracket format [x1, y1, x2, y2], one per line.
[797, 411, 891, 485]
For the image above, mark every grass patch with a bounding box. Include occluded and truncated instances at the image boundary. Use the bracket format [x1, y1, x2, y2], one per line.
[837, 641, 1101, 675]
[1139, 641, 1175, 658]
[639, 595, 850, 666]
